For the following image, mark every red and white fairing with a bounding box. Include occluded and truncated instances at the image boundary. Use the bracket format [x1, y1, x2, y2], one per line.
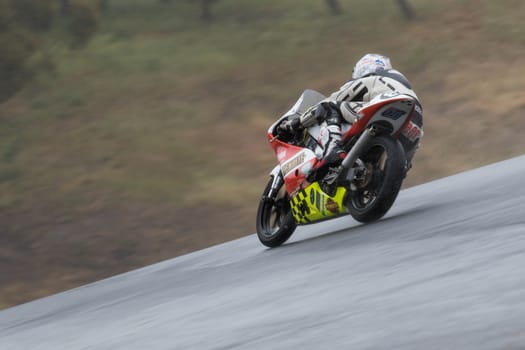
[267, 90, 423, 196]
[268, 137, 318, 195]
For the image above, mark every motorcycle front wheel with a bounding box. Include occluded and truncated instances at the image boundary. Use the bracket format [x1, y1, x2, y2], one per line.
[256, 176, 297, 248]
[347, 135, 405, 223]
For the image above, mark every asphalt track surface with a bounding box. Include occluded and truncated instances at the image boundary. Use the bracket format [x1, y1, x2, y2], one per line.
[2, 156, 525, 349]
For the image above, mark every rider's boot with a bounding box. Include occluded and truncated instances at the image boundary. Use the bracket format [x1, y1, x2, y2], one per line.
[314, 123, 346, 171]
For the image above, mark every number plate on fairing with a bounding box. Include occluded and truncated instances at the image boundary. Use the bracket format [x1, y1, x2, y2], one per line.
[368, 98, 414, 134]
[401, 121, 424, 142]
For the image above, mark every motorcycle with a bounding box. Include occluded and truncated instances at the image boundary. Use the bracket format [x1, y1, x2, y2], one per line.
[256, 89, 423, 247]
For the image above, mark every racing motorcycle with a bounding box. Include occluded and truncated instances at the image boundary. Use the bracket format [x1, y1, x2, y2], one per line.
[256, 89, 423, 247]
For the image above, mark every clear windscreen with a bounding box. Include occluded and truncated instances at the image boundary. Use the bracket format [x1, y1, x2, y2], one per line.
[281, 89, 326, 119]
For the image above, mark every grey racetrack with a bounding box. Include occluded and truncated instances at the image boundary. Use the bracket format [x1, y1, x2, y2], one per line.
[2, 155, 525, 349]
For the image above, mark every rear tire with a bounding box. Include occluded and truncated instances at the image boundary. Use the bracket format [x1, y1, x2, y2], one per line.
[256, 176, 297, 247]
[347, 135, 405, 223]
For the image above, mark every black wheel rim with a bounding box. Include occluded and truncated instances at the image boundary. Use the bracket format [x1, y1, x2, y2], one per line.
[350, 144, 388, 211]
[260, 189, 289, 238]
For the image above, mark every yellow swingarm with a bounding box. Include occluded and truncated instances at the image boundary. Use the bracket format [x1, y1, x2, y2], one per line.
[290, 182, 347, 224]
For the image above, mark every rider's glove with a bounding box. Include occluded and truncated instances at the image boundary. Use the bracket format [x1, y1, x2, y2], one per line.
[300, 102, 341, 127]
[279, 117, 303, 134]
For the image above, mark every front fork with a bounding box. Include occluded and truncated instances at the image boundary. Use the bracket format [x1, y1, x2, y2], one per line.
[263, 165, 284, 202]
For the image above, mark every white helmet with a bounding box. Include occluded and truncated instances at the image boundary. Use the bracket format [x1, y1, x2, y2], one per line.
[352, 53, 392, 80]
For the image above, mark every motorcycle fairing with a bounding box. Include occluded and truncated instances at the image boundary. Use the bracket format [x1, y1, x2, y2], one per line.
[345, 93, 416, 141]
[268, 91, 418, 197]
[270, 138, 319, 195]
[290, 182, 347, 224]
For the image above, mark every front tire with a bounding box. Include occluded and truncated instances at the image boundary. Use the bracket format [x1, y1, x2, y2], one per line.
[256, 176, 297, 247]
[347, 135, 405, 223]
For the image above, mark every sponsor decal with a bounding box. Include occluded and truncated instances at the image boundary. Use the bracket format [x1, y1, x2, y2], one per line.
[380, 92, 401, 99]
[326, 198, 339, 214]
[282, 151, 305, 175]
[401, 122, 423, 142]
[375, 59, 384, 66]
[381, 107, 407, 120]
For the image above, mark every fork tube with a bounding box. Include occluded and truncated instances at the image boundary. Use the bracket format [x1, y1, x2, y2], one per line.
[265, 170, 284, 201]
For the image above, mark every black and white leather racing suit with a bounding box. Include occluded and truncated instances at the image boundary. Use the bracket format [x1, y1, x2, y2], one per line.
[297, 69, 423, 168]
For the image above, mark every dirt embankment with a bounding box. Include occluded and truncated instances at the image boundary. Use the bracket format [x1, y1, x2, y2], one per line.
[2, 1, 525, 309]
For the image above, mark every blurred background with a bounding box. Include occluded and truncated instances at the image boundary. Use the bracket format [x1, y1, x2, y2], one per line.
[1, 0, 524, 309]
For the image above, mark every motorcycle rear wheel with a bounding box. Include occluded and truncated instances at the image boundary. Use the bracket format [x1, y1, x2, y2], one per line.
[256, 176, 297, 247]
[347, 135, 405, 223]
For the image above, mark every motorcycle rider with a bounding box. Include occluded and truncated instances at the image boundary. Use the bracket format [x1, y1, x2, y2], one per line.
[278, 53, 423, 171]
